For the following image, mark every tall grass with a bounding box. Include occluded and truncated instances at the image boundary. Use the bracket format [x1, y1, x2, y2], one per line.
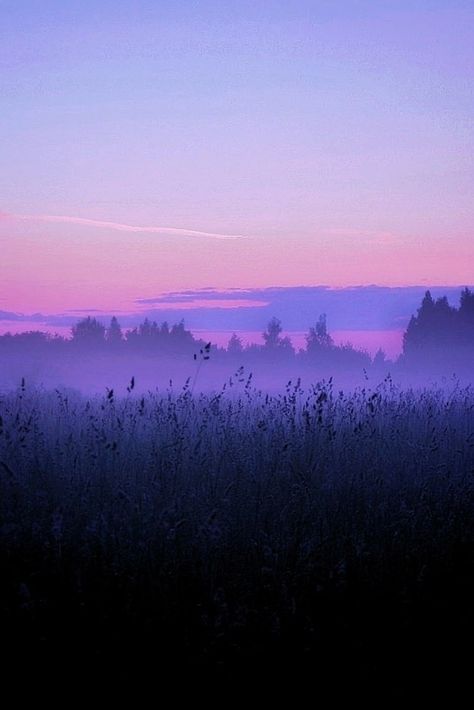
[1, 378, 473, 693]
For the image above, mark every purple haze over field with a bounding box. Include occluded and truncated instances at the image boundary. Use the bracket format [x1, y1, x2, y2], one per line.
[3, 6, 474, 696]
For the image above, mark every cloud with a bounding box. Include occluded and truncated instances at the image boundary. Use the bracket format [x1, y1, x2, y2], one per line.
[0, 310, 23, 321]
[137, 288, 269, 305]
[135, 285, 473, 331]
[3, 212, 248, 241]
[137, 299, 269, 310]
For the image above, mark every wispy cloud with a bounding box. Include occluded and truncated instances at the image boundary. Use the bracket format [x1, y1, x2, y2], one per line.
[138, 299, 269, 310]
[2, 212, 248, 241]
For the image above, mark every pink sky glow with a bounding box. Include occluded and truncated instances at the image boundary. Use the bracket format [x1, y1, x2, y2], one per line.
[1, 212, 473, 315]
[2, 1, 473, 341]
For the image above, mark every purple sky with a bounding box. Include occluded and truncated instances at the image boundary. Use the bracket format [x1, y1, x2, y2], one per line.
[1, 1, 473, 332]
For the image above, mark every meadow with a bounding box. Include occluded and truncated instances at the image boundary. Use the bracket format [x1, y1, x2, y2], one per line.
[1, 376, 473, 695]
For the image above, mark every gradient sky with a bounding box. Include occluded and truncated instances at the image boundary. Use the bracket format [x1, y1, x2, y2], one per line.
[1, 0, 473, 315]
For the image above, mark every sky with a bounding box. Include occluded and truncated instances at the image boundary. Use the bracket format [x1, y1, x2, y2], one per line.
[1, 0, 473, 322]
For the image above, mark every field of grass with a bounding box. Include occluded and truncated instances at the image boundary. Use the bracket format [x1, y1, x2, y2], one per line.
[1, 378, 474, 696]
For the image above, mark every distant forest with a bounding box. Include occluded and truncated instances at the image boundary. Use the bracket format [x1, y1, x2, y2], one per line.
[0, 311, 373, 370]
[1, 288, 473, 373]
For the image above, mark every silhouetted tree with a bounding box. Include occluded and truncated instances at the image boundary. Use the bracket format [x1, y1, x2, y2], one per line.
[169, 320, 195, 350]
[404, 290, 439, 353]
[306, 314, 333, 354]
[138, 318, 161, 340]
[125, 327, 139, 346]
[124, 319, 163, 351]
[372, 348, 387, 368]
[421, 290, 435, 311]
[227, 332, 243, 355]
[460, 287, 474, 317]
[71, 317, 105, 346]
[403, 288, 474, 366]
[106, 316, 123, 346]
[332, 342, 371, 370]
[124, 318, 195, 353]
[459, 288, 474, 344]
[433, 296, 455, 339]
[261, 317, 294, 359]
[263, 317, 283, 349]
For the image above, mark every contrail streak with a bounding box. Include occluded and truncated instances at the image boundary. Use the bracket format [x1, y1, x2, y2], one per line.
[3, 212, 248, 240]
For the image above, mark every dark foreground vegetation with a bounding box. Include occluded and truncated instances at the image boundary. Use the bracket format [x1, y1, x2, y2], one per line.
[1, 379, 474, 696]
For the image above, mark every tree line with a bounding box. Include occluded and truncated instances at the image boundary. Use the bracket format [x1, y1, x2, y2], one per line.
[0, 313, 371, 368]
[1, 288, 473, 371]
